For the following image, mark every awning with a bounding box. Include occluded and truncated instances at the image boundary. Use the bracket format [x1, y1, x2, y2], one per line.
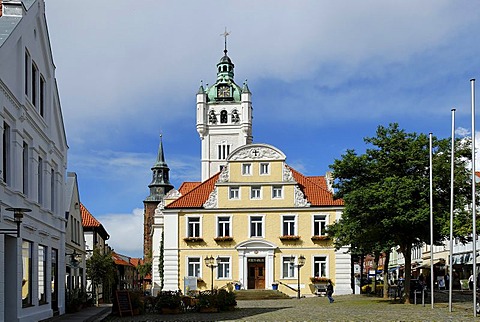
[419, 258, 444, 269]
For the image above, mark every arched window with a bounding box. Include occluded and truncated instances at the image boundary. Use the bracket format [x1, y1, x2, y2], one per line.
[223, 66, 227, 72]
[231, 110, 240, 123]
[220, 110, 228, 123]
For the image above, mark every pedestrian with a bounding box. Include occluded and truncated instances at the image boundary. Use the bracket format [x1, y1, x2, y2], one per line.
[469, 274, 474, 290]
[327, 279, 334, 303]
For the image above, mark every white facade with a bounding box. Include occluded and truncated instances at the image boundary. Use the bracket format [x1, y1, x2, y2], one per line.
[65, 173, 86, 294]
[0, 1, 68, 321]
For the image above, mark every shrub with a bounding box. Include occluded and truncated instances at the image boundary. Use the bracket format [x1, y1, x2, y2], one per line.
[154, 290, 183, 311]
[216, 289, 237, 311]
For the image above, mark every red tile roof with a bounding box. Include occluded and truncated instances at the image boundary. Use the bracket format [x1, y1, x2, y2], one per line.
[112, 251, 133, 266]
[288, 167, 343, 206]
[178, 181, 202, 195]
[80, 203, 101, 227]
[166, 167, 343, 209]
[130, 258, 143, 267]
[166, 173, 220, 209]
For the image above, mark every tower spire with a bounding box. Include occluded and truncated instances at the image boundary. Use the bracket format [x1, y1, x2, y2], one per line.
[221, 27, 230, 55]
[144, 134, 173, 202]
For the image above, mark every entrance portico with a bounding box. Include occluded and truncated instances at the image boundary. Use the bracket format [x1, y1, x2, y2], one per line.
[236, 239, 277, 289]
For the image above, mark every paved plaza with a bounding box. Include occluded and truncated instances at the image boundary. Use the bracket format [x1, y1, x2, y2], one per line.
[100, 291, 479, 322]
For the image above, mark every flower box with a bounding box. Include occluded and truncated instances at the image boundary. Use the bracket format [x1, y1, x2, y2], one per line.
[214, 236, 234, 242]
[279, 235, 301, 241]
[184, 237, 204, 242]
[311, 235, 330, 241]
[310, 277, 330, 283]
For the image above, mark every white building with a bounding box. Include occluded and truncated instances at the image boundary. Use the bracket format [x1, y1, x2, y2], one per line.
[65, 173, 86, 295]
[0, 0, 68, 321]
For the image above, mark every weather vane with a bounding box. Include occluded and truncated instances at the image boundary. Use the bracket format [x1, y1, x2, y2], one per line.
[221, 27, 230, 55]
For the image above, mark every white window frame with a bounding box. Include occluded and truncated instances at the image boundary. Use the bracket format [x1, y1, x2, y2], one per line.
[272, 185, 283, 199]
[312, 255, 328, 278]
[229, 186, 240, 200]
[249, 215, 265, 238]
[281, 214, 297, 236]
[216, 215, 232, 237]
[312, 214, 328, 236]
[259, 162, 270, 175]
[281, 256, 296, 279]
[217, 256, 231, 279]
[250, 186, 262, 200]
[242, 163, 252, 176]
[187, 257, 202, 278]
[186, 216, 202, 238]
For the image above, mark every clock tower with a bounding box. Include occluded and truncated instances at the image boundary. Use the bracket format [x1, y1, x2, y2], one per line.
[196, 38, 253, 181]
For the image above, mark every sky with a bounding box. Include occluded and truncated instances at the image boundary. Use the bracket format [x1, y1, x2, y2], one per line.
[43, 1, 480, 258]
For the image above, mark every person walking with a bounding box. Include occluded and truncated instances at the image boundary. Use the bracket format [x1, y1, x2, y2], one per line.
[327, 280, 334, 303]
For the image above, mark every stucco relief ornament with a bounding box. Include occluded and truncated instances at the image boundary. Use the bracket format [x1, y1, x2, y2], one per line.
[165, 189, 181, 200]
[218, 165, 229, 183]
[203, 187, 218, 209]
[294, 185, 310, 207]
[283, 165, 295, 182]
[155, 200, 165, 213]
[230, 147, 282, 161]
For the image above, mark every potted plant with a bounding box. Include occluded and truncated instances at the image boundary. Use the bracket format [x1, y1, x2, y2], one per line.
[154, 290, 182, 314]
[216, 289, 237, 311]
[279, 235, 301, 241]
[234, 281, 241, 290]
[214, 236, 234, 242]
[184, 237, 204, 242]
[196, 290, 219, 313]
[311, 235, 330, 241]
[272, 282, 279, 290]
[310, 276, 330, 283]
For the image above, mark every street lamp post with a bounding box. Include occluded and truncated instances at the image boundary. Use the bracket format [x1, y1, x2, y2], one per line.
[290, 255, 306, 299]
[0, 207, 31, 237]
[204, 255, 219, 291]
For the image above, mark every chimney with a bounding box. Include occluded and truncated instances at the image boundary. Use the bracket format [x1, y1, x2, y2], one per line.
[1, 0, 25, 17]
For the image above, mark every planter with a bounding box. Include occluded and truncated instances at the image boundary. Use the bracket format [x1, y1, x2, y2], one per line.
[234, 284, 241, 290]
[272, 283, 278, 290]
[199, 307, 219, 313]
[161, 307, 182, 314]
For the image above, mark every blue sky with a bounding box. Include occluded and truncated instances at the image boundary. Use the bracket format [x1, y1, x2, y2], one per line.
[44, 1, 480, 258]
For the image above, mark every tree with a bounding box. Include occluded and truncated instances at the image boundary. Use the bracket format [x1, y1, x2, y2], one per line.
[328, 123, 471, 303]
[86, 247, 116, 306]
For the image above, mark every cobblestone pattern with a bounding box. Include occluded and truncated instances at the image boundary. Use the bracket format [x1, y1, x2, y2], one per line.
[101, 291, 478, 322]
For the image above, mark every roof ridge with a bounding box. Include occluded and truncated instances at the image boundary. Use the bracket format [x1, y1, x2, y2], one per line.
[287, 166, 332, 194]
[166, 173, 220, 209]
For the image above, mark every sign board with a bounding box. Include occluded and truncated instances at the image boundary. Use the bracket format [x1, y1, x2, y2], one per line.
[184, 276, 197, 295]
[116, 290, 133, 317]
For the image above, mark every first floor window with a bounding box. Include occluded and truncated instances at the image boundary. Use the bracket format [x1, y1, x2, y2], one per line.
[229, 186, 239, 199]
[250, 216, 263, 237]
[217, 257, 230, 279]
[251, 186, 261, 199]
[282, 215, 296, 236]
[282, 257, 295, 278]
[313, 256, 327, 277]
[188, 258, 201, 277]
[218, 216, 230, 237]
[313, 215, 327, 236]
[272, 186, 283, 199]
[38, 245, 47, 304]
[187, 217, 200, 237]
[22, 240, 33, 307]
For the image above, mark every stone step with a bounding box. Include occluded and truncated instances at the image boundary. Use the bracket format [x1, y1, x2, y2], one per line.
[234, 289, 291, 300]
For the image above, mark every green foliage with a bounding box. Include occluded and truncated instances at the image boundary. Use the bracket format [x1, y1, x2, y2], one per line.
[65, 288, 88, 313]
[216, 289, 237, 310]
[86, 247, 116, 304]
[328, 123, 472, 302]
[137, 262, 152, 279]
[154, 290, 182, 310]
[196, 290, 218, 310]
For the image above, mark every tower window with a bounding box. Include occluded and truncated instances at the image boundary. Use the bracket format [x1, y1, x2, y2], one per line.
[217, 144, 230, 160]
[220, 110, 228, 123]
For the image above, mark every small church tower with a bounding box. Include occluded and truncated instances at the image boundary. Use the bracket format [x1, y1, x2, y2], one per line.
[143, 135, 173, 261]
[196, 31, 253, 181]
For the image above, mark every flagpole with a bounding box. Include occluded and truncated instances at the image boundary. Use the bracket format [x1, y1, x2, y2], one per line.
[471, 78, 477, 317]
[430, 132, 434, 309]
[449, 108, 455, 312]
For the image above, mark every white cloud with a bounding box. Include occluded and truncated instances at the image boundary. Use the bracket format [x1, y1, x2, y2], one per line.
[456, 127, 470, 137]
[98, 208, 144, 258]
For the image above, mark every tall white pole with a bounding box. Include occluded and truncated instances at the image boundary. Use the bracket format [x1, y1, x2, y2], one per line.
[449, 108, 455, 312]
[430, 132, 434, 308]
[471, 78, 477, 317]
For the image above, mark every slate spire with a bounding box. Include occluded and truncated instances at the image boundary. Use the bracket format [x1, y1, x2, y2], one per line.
[145, 135, 173, 202]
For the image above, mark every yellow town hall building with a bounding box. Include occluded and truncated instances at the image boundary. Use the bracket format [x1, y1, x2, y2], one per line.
[147, 45, 351, 297]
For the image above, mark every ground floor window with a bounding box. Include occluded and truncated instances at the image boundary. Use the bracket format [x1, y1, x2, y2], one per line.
[187, 257, 201, 277]
[313, 256, 327, 277]
[38, 245, 47, 304]
[217, 257, 230, 279]
[22, 240, 33, 307]
[282, 256, 295, 278]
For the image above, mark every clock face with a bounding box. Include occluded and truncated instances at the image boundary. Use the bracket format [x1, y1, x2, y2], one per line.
[217, 85, 230, 98]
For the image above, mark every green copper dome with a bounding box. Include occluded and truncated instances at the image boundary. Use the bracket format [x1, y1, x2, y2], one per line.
[205, 51, 242, 102]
